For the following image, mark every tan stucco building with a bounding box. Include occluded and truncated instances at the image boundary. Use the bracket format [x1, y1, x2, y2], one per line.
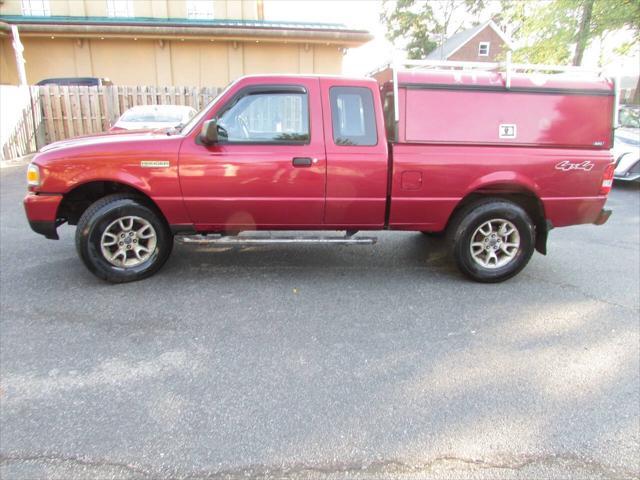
[0, 0, 371, 86]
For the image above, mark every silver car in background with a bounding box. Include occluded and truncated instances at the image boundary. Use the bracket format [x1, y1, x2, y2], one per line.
[110, 105, 197, 132]
[613, 105, 640, 183]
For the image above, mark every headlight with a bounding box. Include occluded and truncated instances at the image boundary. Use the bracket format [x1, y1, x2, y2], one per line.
[26, 163, 40, 187]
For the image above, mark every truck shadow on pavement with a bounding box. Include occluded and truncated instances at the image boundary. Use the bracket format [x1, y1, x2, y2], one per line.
[163, 232, 457, 279]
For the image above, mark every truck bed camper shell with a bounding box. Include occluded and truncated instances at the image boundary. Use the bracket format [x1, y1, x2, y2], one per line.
[373, 59, 617, 149]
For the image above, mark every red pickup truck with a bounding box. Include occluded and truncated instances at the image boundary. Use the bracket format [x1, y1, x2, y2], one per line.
[24, 62, 616, 283]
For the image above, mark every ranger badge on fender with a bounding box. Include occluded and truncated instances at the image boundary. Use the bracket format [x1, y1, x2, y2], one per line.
[140, 160, 170, 168]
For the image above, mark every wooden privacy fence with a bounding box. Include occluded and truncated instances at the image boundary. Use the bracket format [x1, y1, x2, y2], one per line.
[40, 85, 222, 144]
[1, 85, 222, 159]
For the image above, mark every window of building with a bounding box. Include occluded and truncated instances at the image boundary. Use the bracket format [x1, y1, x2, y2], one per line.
[218, 91, 309, 143]
[106, 0, 134, 17]
[478, 41, 490, 57]
[186, 0, 215, 19]
[21, 0, 51, 16]
[329, 86, 377, 146]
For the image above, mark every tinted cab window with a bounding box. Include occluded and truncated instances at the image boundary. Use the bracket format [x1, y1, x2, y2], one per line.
[329, 86, 377, 146]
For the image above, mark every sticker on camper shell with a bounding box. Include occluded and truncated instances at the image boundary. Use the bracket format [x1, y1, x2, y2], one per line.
[499, 124, 517, 139]
[140, 160, 170, 168]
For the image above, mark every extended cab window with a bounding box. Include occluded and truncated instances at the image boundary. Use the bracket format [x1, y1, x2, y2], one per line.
[330, 86, 377, 146]
[218, 91, 309, 143]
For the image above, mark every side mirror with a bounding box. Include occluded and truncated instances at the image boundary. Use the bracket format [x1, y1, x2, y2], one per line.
[199, 119, 219, 145]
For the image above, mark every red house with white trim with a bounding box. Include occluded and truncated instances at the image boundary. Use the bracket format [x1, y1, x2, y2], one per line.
[426, 20, 512, 63]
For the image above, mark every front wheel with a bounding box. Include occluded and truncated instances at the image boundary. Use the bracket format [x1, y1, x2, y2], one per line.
[75, 194, 173, 283]
[449, 199, 535, 283]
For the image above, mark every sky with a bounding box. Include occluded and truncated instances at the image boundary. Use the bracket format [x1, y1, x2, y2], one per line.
[262, 0, 640, 78]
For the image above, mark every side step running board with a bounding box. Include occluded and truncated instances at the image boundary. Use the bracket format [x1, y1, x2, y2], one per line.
[175, 233, 377, 246]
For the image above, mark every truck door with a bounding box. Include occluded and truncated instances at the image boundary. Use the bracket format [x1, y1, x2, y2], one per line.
[178, 78, 326, 230]
[320, 79, 388, 228]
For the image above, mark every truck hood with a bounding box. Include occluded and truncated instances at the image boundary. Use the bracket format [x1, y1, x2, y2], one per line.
[39, 129, 172, 154]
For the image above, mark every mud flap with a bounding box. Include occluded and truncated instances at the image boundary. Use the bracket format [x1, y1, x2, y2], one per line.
[535, 220, 553, 255]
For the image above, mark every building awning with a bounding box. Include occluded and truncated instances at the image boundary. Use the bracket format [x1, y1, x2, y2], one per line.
[0, 15, 372, 46]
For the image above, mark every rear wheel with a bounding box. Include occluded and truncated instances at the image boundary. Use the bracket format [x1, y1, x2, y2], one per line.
[75, 194, 173, 283]
[449, 199, 535, 283]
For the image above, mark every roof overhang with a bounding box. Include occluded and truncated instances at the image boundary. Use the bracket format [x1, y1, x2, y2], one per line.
[0, 16, 372, 47]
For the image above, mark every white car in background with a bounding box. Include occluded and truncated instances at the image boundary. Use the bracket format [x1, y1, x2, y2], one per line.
[613, 105, 640, 183]
[110, 105, 197, 132]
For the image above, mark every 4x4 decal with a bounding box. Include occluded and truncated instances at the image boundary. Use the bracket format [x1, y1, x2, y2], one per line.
[555, 160, 595, 172]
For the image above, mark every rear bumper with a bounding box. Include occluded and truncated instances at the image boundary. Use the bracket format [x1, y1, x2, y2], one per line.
[23, 193, 63, 239]
[544, 197, 609, 228]
[593, 208, 612, 226]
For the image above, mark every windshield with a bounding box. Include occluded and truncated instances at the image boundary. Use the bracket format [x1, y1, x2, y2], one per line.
[619, 107, 640, 129]
[181, 82, 235, 135]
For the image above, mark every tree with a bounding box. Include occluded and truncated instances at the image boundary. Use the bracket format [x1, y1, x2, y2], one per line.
[381, 0, 639, 101]
[574, 0, 595, 65]
[380, 0, 487, 60]
[380, 0, 438, 60]
[504, 0, 640, 66]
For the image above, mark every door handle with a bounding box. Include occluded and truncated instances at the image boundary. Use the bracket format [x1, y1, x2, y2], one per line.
[292, 157, 314, 167]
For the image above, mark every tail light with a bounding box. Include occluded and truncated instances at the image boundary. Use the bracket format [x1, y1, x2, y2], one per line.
[599, 163, 615, 195]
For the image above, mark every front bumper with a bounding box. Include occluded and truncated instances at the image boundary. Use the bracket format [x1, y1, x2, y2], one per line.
[593, 208, 612, 226]
[23, 193, 63, 239]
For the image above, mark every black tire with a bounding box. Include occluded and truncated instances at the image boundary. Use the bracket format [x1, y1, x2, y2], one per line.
[448, 199, 535, 283]
[75, 194, 173, 283]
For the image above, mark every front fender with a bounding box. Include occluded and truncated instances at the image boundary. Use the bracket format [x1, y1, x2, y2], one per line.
[38, 160, 156, 195]
[36, 157, 190, 225]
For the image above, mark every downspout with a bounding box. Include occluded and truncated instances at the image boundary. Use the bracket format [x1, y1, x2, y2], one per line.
[11, 25, 40, 151]
[11, 25, 27, 85]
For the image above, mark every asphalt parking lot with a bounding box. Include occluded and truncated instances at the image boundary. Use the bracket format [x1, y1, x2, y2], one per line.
[1, 163, 639, 479]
